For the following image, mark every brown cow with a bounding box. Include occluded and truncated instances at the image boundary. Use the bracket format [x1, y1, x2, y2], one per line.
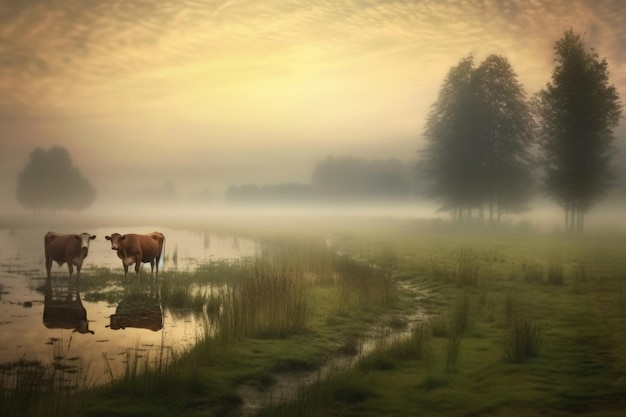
[44, 232, 96, 279]
[105, 232, 165, 278]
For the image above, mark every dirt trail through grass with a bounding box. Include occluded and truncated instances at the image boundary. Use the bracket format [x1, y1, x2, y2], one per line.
[236, 280, 432, 415]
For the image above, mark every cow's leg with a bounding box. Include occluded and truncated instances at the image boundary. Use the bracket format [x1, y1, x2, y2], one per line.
[135, 262, 141, 276]
[76, 261, 82, 278]
[45, 256, 52, 279]
[150, 260, 155, 277]
[155, 255, 161, 278]
[123, 264, 129, 279]
[68, 263, 74, 278]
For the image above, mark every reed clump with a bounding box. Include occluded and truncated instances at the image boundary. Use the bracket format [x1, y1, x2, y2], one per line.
[446, 293, 471, 370]
[430, 257, 453, 280]
[502, 295, 543, 363]
[334, 254, 397, 312]
[456, 249, 479, 287]
[218, 251, 311, 340]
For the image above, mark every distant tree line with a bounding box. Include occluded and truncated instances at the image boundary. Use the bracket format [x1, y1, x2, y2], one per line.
[312, 157, 417, 199]
[419, 30, 622, 233]
[16, 146, 96, 212]
[225, 157, 419, 204]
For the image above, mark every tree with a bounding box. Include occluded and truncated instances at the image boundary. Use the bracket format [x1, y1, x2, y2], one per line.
[420, 54, 535, 223]
[472, 55, 535, 221]
[16, 146, 96, 212]
[535, 30, 623, 234]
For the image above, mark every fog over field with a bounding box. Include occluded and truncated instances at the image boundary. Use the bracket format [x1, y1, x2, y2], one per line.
[1, 0, 626, 230]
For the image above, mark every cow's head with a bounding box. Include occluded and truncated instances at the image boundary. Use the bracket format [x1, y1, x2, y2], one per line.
[76, 233, 96, 254]
[105, 233, 126, 250]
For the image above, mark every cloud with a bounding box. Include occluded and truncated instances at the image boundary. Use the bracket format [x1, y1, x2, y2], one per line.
[2, 0, 624, 109]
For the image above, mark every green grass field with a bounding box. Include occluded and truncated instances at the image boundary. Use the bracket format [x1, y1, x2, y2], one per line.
[2, 215, 625, 416]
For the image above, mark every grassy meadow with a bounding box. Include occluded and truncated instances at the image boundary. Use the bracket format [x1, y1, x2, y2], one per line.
[1, 214, 625, 416]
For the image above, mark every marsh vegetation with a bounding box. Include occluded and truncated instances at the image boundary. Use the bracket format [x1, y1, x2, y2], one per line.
[1, 216, 625, 416]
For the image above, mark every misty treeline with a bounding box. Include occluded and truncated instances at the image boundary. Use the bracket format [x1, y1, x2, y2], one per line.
[226, 157, 419, 203]
[16, 146, 96, 213]
[419, 30, 623, 233]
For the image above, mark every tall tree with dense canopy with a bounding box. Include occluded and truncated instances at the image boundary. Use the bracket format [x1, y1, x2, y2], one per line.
[420, 56, 476, 219]
[420, 54, 534, 223]
[472, 55, 535, 221]
[535, 30, 623, 234]
[17, 146, 96, 212]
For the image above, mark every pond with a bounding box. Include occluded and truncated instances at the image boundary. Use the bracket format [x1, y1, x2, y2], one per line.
[0, 226, 257, 386]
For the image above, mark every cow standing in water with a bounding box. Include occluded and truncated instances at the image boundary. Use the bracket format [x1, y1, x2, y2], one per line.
[44, 232, 97, 279]
[105, 232, 165, 278]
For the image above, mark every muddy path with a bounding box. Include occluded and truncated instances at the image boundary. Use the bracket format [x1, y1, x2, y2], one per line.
[235, 280, 433, 416]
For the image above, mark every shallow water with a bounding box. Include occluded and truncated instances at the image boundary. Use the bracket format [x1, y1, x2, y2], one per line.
[0, 226, 256, 385]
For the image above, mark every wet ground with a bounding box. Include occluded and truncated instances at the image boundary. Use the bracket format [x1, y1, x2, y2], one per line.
[0, 226, 256, 385]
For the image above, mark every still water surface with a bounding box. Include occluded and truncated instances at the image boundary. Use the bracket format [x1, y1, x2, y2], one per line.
[0, 226, 256, 385]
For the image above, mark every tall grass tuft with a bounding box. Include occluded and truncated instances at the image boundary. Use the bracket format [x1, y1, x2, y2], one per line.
[547, 251, 564, 285]
[502, 295, 543, 363]
[445, 332, 462, 372]
[334, 254, 397, 312]
[446, 293, 470, 370]
[218, 250, 311, 340]
[429, 294, 470, 371]
[451, 293, 471, 335]
[456, 249, 479, 287]
[430, 257, 452, 280]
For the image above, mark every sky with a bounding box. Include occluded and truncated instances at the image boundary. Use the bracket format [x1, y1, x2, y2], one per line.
[1, 0, 625, 207]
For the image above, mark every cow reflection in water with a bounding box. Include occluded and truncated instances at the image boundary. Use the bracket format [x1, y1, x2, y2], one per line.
[108, 289, 163, 332]
[42, 277, 94, 334]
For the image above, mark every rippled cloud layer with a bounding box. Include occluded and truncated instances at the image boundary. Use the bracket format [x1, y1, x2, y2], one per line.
[1, 0, 624, 194]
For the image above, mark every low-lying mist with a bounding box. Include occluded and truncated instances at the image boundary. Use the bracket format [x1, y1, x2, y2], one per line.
[2, 195, 626, 235]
